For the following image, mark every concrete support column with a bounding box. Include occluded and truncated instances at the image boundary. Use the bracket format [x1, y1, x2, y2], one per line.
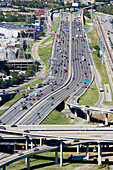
[26, 136, 29, 150]
[87, 110, 90, 122]
[3, 166, 6, 170]
[77, 144, 79, 154]
[86, 145, 89, 160]
[74, 109, 77, 117]
[27, 157, 30, 170]
[30, 138, 33, 148]
[105, 113, 108, 125]
[60, 140, 63, 167]
[26, 137, 29, 163]
[55, 150, 58, 164]
[98, 142, 102, 166]
[40, 137, 43, 146]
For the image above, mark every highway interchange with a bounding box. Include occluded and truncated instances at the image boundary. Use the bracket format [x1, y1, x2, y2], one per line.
[0, 9, 113, 170]
[0, 12, 93, 125]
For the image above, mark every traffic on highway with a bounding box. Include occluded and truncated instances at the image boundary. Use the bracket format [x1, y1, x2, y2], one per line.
[0, 12, 92, 125]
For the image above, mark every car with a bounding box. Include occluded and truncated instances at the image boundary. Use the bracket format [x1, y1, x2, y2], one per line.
[24, 130, 29, 133]
[110, 109, 113, 111]
[99, 87, 104, 92]
[20, 105, 27, 110]
[0, 126, 6, 130]
[93, 146, 97, 153]
[73, 77, 75, 80]
[97, 123, 104, 127]
[32, 98, 35, 100]
[11, 124, 17, 127]
[85, 106, 89, 108]
[0, 120, 2, 123]
[18, 151, 24, 156]
[33, 148, 39, 151]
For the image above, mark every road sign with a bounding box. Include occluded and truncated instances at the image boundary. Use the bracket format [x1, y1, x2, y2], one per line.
[82, 79, 89, 83]
[48, 76, 55, 79]
[81, 27, 87, 30]
[84, 45, 88, 48]
[50, 58, 58, 61]
[48, 33, 54, 35]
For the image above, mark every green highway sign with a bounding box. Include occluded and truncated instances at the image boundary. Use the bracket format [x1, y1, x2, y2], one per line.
[82, 79, 89, 83]
[81, 27, 87, 30]
[84, 45, 88, 48]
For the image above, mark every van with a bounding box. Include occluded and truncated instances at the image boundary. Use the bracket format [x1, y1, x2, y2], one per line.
[36, 83, 43, 88]
[99, 87, 104, 92]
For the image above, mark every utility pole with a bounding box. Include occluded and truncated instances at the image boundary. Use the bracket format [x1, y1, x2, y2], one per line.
[91, 3, 93, 24]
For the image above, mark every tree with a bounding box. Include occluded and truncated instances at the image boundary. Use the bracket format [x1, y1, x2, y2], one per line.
[0, 79, 6, 88]
[94, 45, 100, 51]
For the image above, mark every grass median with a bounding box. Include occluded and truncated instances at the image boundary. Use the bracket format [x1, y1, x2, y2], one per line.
[79, 82, 99, 106]
[41, 109, 80, 125]
[51, 21, 59, 32]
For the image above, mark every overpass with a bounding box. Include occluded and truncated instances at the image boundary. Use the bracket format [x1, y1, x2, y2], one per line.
[1, 125, 113, 169]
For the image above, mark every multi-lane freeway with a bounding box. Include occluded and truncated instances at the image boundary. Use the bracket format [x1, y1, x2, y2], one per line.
[0, 12, 92, 125]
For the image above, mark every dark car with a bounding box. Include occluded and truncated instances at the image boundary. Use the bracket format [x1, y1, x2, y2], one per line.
[24, 130, 29, 133]
[0, 126, 6, 130]
[11, 124, 17, 127]
[33, 147, 39, 151]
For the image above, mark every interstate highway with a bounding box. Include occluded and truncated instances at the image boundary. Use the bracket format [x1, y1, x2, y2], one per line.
[0, 12, 93, 125]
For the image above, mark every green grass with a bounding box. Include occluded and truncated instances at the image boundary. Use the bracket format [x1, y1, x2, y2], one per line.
[8, 22, 26, 25]
[87, 27, 99, 48]
[5, 150, 112, 170]
[86, 19, 91, 23]
[0, 109, 7, 116]
[6, 152, 90, 170]
[38, 43, 52, 72]
[16, 79, 44, 90]
[38, 34, 54, 72]
[79, 82, 99, 106]
[41, 109, 80, 125]
[51, 21, 59, 33]
[3, 93, 23, 107]
[41, 35, 54, 46]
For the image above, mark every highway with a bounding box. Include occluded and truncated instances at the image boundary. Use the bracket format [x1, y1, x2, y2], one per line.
[1, 125, 113, 141]
[0, 12, 92, 125]
[0, 145, 58, 169]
